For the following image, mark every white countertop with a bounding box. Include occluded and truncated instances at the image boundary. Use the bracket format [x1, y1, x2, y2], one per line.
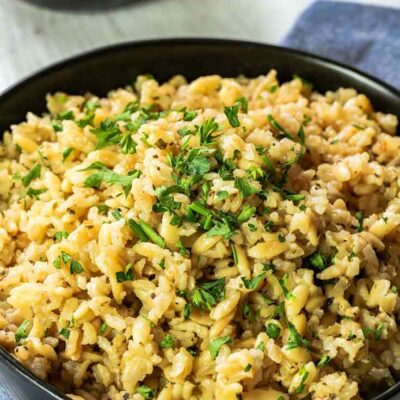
[0, 0, 399, 93]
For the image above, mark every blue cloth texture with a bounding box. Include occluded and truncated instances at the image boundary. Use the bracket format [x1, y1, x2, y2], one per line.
[282, 0, 400, 89]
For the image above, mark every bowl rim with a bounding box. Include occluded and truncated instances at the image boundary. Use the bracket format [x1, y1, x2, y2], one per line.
[0, 37, 399, 400]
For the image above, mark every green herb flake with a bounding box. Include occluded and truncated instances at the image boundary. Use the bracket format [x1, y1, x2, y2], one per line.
[224, 103, 241, 128]
[111, 209, 122, 220]
[355, 211, 364, 232]
[391, 286, 399, 294]
[286, 322, 310, 350]
[209, 335, 232, 359]
[183, 109, 198, 121]
[25, 188, 47, 199]
[267, 114, 294, 140]
[136, 385, 155, 399]
[59, 327, 70, 339]
[244, 363, 252, 372]
[234, 177, 259, 199]
[96, 204, 110, 215]
[82, 162, 140, 197]
[15, 320, 30, 344]
[374, 323, 384, 341]
[54, 231, 69, 242]
[237, 205, 256, 224]
[295, 365, 309, 395]
[309, 252, 326, 270]
[159, 258, 166, 270]
[70, 260, 83, 274]
[278, 273, 295, 300]
[160, 335, 175, 348]
[191, 278, 226, 311]
[266, 323, 281, 340]
[317, 354, 331, 367]
[137, 220, 166, 248]
[199, 118, 219, 145]
[256, 341, 265, 352]
[62, 147, 74, 162]
[99, 322, 108, 335]
[22, 164, 41, 187]
[241, 272, 266, 291]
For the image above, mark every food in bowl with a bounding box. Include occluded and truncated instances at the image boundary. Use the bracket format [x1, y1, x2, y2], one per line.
[0, 71, 399, 400]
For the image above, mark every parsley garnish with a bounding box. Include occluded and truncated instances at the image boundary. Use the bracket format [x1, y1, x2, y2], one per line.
[224, 103, 241, 128]
[99, 322, 108, 335]
[295, 366, 309, 394]
[234, 177, 259, 198]
[244, 364, 252, 372]
[81, 162, 140, 197]
[136, 385, 155, 399]
[191, 278, 226, 311]
[62, 147, 74, 162]
[160, 335, 175, 348]
[96, 204, 110, 215]
[183, 109, 197, 121]
[137, 220, 166, 248]
[54, 231, 69, 242]
[59, 328, 70, 339]
[266, 323, 281, 340]
[317, 354, 331, 367]
[22, 164, 41, 187]
[25, 188, 47, 199]
[286, 322, 310, 350]
[374, 323, 384, 341]
[237, 205, 256, 224]
[115, 264, 135, 282]
[15, 320, 30, 344]
[279, 273, 295, 300]
[241, 272, 266, 291]
[199, 118, 219, 145]
[308, 252, 326, 270]
[355, 211, 364, 232]
[267, 114, 294, 140]
[209, 335, 232, 359]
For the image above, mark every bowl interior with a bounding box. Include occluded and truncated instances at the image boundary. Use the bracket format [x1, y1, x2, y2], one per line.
[0, 39, 399, 400]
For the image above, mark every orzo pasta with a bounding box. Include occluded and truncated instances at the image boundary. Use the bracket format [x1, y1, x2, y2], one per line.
[0, 71, 399, 400]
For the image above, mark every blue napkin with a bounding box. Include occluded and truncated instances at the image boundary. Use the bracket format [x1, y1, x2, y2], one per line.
[282, 0, 400, 89]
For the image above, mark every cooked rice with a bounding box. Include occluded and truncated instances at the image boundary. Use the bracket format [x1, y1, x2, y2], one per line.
[0, 71, 399, 400]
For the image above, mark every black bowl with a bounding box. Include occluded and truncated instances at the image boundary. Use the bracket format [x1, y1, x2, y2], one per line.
[0, 38, 399, 400]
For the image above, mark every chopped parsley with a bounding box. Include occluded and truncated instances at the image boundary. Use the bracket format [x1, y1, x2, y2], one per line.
[209, 335, 232, 359]
[160, 335, 175, 348]
[99, 322, 108, 335]
[237, 205, 256, 224]
[15, 320, 30, 344]
[241, 272, 266, 291]
[317, 354, 331, 367]
[62, 147, 74, 162]
[355, 211, 364, 232]
[374, 323, 384, 341]
[295, 366, 309, 394]
[183, 109, 198, 122]
[115, 264, 135, 282]
[25, 188, 47, 199]
[54, 231, 69, 242]
[278, 273, 295, 300]
[244, 363, 252, 372]
[224, 103, 241, 128]
[81, 162, 140, 197]
[266, 323, 281, 340]
[267, 114, 294, 140]
[96, 204, 110, 215]
[286, 322, 310, 350]
[136, 385, 155, 399]
[22, 164, 41, 187]
[191, 278, 226, 311]
[59, 328, 70, 339]
[199, 118, 219, 145]
[234, 177, 259, 198]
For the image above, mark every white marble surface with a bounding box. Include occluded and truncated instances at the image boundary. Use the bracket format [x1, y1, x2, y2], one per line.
[0, 0, 399, 92]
